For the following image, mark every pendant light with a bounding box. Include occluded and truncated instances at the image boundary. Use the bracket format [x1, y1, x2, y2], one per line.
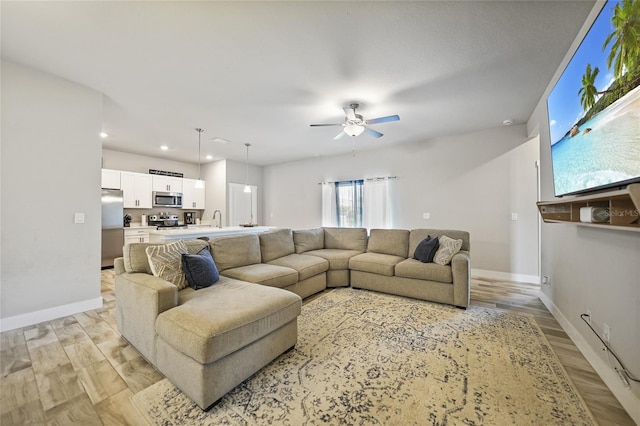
[195, 128, 204, 189]
[244, 143, 252, 193]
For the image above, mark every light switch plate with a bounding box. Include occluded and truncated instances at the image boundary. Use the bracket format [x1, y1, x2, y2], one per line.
[511, 213, 518, 221]
[74, 213, 85, 224]
[422, 212, 431, 220]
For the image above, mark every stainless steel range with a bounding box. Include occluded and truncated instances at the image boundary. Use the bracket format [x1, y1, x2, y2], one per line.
[148, 213, 188, 229]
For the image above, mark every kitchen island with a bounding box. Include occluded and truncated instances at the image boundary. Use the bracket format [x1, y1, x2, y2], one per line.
[148, 225, 273, 242]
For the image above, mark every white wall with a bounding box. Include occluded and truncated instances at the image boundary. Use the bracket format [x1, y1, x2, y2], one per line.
[527, 1, 640, 414]
[1, 61, 103, 331]
[263, 124, 540, 278]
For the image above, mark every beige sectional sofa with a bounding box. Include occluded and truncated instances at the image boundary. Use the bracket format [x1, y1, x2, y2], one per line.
[114, 226, 469, 409]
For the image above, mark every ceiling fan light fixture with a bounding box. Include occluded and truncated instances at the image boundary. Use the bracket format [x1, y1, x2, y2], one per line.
[345, 124, 365, 137]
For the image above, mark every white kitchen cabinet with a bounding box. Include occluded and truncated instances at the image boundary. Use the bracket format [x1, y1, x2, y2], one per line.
[152, 176, 183, 193]
[182, 179, 206, 210]
[121, 172, 153, 208]
[124, 228, 150, 244]
[101, 169, 121, 189]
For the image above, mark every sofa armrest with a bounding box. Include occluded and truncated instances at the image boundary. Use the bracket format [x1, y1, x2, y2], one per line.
[115, 272, 178, 364]
[451, 250, 470, 308]
[114, 257, 126, 275]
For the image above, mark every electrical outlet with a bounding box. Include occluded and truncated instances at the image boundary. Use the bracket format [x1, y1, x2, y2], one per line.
[422, 212, 431, 220]
[586, 310, 591, 324]
[603, 323, 611, 344]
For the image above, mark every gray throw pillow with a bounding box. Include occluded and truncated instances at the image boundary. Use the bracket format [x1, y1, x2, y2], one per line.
[413, 236, 439, 263]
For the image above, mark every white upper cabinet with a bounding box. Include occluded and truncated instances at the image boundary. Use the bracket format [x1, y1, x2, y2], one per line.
[101, 169, 121, 189]
[152, 176, 183, 193]
[121, 171, 153, 208]
[182, 179, 206, 210]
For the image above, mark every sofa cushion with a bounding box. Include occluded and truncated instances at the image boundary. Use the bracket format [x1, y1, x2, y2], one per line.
[181, 247, 219, 290]
[349, 252, 405, 277]
[323, 227, 367, 252]
[293, 228, 324, 254]
[259, 228, 295, 263]
[434, 235, 463, 266]
[221, 264, 298, 289]
[395, 258, 453, 283]
[413, 236, 439, 263]
[268, 253, 329, 281]
[145, 240, 189, 290]
[409, 229, 470, 258]
[210, 234, 261, 272]
[123, 240, 209, 274]
[367, 229, 410, 258]
[158, 278, 301, 365]
[305, 249, 363, 270]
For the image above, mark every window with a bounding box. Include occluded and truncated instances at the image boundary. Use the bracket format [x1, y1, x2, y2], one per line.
[322, 178, 391, 229]
[335, 180, 363, 227]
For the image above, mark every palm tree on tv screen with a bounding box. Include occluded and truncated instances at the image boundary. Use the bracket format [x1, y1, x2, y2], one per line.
[602, 0, 640, 81]
[579, 64, 600, 111]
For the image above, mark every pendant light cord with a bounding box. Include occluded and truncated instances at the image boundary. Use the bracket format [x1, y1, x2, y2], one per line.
[196, 128, 203, 181]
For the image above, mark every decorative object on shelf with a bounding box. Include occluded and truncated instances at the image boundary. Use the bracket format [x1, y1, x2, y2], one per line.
[194, 128, 204, 189]
[579, 207, 609, 223]
[310, 103, 400, 140]
[149, 169, 184, 178]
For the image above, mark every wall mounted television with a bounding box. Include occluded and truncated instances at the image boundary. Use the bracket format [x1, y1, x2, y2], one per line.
[546, 0, 640, 197]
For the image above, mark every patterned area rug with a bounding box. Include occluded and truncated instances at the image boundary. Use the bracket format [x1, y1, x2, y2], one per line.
[132, 288, 596, 425]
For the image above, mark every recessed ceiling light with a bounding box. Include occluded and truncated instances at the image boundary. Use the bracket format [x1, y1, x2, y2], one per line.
[212, 137, 230, 144]
[100, 132, 108, 138]
[313, 153, 321, 158]
[160, 145, 169, 151]
[206, 154, 213, 160]
[502, 119, 514, 126]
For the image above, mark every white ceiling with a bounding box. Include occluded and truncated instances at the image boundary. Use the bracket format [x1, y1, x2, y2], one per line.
[2, 1, 595, 166]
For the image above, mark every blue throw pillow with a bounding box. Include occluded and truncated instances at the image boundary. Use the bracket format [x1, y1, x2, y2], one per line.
[413, 236, 439, 263]
[181, 247, 219, 290]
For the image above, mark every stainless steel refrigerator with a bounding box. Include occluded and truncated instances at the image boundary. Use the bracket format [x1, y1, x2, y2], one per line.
[101, 189, 124, 268]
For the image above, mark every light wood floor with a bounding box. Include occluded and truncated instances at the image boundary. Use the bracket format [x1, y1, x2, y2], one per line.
[0, 271, 635, 425]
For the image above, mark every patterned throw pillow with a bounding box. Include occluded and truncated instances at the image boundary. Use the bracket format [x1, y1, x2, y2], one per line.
[433, 235, 463, 266]
[146, 240, 188, 290]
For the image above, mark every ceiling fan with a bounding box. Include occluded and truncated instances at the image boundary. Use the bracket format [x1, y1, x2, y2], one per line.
[310, 103, 400, 140]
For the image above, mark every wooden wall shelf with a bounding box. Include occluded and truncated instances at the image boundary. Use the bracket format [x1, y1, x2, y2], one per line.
[537, 183, 640, 232]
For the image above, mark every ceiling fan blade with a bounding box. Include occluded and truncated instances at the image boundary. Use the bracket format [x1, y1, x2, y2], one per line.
[343, 106, 357, 121]
[310, 123, 343, 127]
[364, 127, 383, 138]
[333, 130, 347, 140]
[366, 115, 400, 125]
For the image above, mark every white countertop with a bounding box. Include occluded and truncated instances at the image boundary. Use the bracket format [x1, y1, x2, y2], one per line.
[148, 226, 273, 242]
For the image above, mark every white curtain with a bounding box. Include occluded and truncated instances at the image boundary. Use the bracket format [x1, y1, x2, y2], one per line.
[321, 183, 337, 227]
[363, 179, 390, 229]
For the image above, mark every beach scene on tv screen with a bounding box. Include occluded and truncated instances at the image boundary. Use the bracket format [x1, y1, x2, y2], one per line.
[547, 0, 640, 196]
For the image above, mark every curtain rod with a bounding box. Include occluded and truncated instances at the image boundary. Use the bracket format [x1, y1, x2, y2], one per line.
[318, 176, 397, 185]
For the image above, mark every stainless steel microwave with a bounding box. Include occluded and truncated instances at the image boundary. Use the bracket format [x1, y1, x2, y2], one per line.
[152, 191, 183, 208]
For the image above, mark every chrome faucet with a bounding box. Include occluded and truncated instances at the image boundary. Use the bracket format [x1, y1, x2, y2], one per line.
[213, 210, 222, 228]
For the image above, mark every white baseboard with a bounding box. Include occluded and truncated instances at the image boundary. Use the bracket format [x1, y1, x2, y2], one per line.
[537, 290, 640, 425]
[0, 297, 103, 332]
[471, 268, 539, 284]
